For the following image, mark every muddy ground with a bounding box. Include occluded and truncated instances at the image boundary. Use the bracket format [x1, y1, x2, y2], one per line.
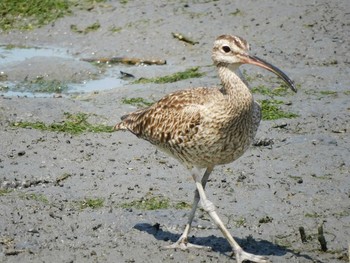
[0, 1, 349, 262]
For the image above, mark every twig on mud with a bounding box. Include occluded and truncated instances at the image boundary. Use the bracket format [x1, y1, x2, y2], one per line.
[4, 249, 26, 256]
[172, 32, 199, 45]
[55, 173, 72, 185]
[299, 226, 308, 243]
[81, 57, 166, 65]
[318, 223, 327, 252]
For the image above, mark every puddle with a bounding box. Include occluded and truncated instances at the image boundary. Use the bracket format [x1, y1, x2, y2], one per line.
[0, 46, 72, 64]
[0, 46, 128, 97]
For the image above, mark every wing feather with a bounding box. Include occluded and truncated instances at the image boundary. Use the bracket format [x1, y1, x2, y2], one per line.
[115, 87, 221, 146]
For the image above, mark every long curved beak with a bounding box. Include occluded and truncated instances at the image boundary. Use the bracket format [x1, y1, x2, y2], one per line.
[241, 54, 297, 93]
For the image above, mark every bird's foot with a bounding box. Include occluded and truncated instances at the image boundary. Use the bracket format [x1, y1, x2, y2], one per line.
[233, 248, 270, 263]
[164, 237, 211, 251]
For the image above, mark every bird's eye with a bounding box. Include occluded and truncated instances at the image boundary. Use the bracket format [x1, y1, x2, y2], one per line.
[222, 46, 231, 53]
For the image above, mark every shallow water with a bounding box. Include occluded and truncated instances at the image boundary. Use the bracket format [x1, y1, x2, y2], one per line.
[0, 46, 127, 97]
[0, 46, 71, 63]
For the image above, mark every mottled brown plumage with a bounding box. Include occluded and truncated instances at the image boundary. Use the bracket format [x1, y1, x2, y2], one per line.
[115, 35, 296, 263]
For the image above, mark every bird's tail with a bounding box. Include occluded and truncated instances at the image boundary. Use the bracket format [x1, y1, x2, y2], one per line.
[114, 122, 128, 131]
[114, 113, 131, 131]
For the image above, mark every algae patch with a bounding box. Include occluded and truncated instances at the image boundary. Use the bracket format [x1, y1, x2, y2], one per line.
[12, 112, 113, 135]
[19, 192, 49, 204]
[250, 84, 298, 120]
[260, 99, 298, 120]
[121, 97, 154, 107]
[252, 85, 291, 97]
[0, 189, 12, 196]
[79, 198, 104, 210]
[133, 67, 204, 84]
[0, 0, 71, 30]
[121, 194, 191, 211]
[15, 78, 69, 94]
[70, 21, 101, 34]
[121, 195, 170, 210]
[0, 0, 110, 31]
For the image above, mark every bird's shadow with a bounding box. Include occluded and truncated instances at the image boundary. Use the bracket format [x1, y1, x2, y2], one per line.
[134, 223, 317, 262]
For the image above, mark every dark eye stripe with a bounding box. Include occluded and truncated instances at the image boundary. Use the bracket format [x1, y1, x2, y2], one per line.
[232, 37, 246, 50]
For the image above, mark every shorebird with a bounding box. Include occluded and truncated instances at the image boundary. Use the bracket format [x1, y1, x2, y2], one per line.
[115, 34, 296, 263]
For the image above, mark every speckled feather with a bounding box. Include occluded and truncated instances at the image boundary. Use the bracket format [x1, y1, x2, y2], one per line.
[115, 35, 263, 169]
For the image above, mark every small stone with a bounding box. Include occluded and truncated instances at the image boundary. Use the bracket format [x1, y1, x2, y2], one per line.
[28, 228, 39, 234]
[17, 151, 26, 156]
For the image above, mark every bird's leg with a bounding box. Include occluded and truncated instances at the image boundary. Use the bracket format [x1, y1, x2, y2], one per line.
[192, 168, 270, 263]
[165, 167, 213, 250]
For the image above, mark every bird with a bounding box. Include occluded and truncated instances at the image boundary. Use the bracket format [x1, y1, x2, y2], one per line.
[114, 34, 297, 263]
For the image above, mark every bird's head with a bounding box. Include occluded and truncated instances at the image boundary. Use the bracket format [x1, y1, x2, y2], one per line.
[212, 34, 297, 92]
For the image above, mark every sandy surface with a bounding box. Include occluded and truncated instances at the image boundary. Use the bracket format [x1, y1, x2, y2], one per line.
[0, 1, 349, 262]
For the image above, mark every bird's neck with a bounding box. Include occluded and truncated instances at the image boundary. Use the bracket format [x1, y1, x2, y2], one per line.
[217, 63, 251, 99]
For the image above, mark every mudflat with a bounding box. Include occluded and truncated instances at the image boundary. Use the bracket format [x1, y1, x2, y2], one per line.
[0, 1, 349, 262]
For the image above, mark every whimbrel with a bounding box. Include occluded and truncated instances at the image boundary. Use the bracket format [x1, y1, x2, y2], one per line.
[115, 35, 296, 263]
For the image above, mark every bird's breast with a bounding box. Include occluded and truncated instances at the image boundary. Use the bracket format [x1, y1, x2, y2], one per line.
[159, 103, 258, 168]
